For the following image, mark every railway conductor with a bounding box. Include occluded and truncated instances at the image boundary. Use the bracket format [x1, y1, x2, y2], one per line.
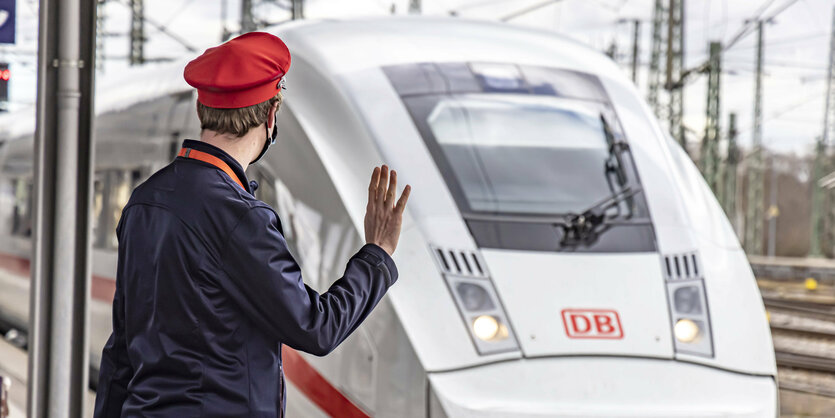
[94, 32, 411, 417]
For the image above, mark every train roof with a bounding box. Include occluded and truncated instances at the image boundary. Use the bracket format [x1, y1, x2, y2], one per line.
[273, 17, 622, 81]
[0, 59, 191, 140]
[0, 17, 624, 141]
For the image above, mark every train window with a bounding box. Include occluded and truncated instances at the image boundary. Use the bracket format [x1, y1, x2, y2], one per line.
[94, 169, 142, 249]
[425, 95, 612, 215]
[10, 178, 33, 237]
[388, 63, 656, 252]
[520, 66, 608, 102]
[92, 177, 105, 248]
[250, 168, 277, 208]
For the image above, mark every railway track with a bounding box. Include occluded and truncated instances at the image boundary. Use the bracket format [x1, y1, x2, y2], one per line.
[763, 297, 835, 319]
[770, 324, 835, 340]
[762, 294, 835, 400]
[774, 351, 835, 374]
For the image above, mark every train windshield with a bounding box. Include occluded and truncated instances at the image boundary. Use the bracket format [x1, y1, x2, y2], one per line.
[425, 95, 612, 215]
[385, 62, 655, 252]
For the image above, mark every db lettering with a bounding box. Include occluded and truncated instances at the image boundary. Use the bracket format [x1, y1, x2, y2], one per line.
[561, 309, 623, 339]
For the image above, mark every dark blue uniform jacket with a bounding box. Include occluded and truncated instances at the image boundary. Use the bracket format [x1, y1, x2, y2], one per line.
[94, 140, 398, 417]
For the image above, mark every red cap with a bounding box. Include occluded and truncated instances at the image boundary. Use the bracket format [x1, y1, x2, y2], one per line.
[184, 32, 291, 109]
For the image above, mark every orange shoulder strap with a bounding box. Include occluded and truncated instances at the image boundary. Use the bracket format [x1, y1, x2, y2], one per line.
[178, 147, 246, 191]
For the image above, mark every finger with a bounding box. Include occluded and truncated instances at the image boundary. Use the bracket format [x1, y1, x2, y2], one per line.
[368, 166, 381, 204]
[385, 170, 397, 207]
[376, 165, 389, 203]
[394, 185, 411, 214]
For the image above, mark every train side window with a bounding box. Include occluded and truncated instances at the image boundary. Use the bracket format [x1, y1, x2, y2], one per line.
[92, 175, 105, 249]
[251, 168, 277, 209]
[254, 168, 326, 291]
[10, 178, 33, 237]
[94, 169, 142, 249]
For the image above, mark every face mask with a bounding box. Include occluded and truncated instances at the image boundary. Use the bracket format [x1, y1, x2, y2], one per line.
[251, 113, 278, 164]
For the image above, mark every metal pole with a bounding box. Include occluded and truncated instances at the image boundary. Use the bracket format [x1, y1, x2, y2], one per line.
[811, 137, 826, 256]
[701, 41, 721, 195]
[240, 0, 256, 33]
[291, 0, 304, 20]
[221, 0, 231, 42]
[96, 0, 105, 72]
[631, 19, 640, 83]
[409, 0, 420, 14]
[666, 0, 685, 151]
[811, 6, 835, 256]
[647, 0, 665, 116]
[129, 0, 144, 65]
[30, 0, 96, 416]
[745, 20, 765, 255]
[724, 112, 739, 230]
[767, 156, 778, 257]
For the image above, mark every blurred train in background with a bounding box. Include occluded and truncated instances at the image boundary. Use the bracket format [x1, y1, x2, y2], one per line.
[0, 18, 777, 417]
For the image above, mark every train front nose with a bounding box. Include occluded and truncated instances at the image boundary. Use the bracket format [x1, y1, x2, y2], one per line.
[427, 357, 777, 418]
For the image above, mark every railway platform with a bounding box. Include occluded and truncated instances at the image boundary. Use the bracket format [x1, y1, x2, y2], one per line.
[0, 337, 26, 418]
[0, 336, 95, 418]
[749, 255, 835, 283]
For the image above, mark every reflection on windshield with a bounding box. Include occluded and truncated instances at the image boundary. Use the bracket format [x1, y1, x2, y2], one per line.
[427, 95, 614, 215]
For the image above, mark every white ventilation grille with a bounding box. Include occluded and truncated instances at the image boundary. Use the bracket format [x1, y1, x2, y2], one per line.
[431, 246, 488, 278]
[662, 252, 701, 280]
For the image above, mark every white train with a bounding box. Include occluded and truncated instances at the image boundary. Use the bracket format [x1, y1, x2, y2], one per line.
[0, 17, 777, 417]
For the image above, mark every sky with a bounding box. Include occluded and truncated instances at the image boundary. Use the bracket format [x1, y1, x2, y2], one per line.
[0, 0, 833, 156]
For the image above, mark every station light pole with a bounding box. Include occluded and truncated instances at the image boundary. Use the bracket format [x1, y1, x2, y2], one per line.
[811, 5, 835, 257]
[630, 19, 640, 83]
[129, 0, 144, 65]
[30, 0, 97, 416]
[647, 0, 665, 117]
[723, 112, 739, 230]
[665, 0, 685, 152]
[700, 41, 721, 195]
[745, 20, 766, 255]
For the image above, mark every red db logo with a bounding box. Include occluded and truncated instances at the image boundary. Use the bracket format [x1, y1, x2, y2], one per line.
[561, 309, 623, 339]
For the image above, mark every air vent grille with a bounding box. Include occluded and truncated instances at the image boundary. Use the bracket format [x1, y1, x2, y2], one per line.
[662, 252, 701, 280]
[431, 246, 488, 278]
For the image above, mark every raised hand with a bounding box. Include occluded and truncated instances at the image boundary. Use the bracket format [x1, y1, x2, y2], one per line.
[364, 165, 411, 256]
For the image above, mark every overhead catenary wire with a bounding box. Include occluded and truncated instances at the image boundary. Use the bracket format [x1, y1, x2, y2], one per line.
[499, 0, 567, 22]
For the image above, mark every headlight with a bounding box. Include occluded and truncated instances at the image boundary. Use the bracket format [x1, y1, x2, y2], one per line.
[456, 282, 495, 311]
[674, 318, 701, 343]
[662, 255, 714, 358]
[432, 245, 519, 355]
[673, 286, 702, 314]
[472, 315, 509, 341]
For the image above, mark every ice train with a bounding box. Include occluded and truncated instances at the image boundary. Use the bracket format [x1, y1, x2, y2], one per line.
[0, 17, 777, 417]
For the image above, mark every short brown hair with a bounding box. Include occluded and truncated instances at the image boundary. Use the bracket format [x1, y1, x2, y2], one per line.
[197, 92, 283, 137]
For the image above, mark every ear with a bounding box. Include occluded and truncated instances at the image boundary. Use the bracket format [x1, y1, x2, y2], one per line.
[267, 102, 279, 130]
[195, 99, 202, 123]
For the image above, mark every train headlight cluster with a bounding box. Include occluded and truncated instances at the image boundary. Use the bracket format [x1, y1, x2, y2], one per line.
[432, 246, 519, 355]
[451, 281, 515, 349]
[663, 253, 714, 357]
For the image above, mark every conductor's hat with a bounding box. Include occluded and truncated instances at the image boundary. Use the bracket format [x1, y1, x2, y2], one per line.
[184, 32, 291, 109]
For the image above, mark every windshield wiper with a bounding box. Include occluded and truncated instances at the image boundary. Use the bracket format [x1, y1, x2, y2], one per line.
[558, 185, 643, 247]
[554, 114, 643, 247]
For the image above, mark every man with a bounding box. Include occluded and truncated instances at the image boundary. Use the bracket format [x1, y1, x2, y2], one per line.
[94, 32, 410, 417]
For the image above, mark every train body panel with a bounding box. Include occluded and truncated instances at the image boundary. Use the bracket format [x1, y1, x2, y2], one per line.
[0, 17, 777, 417]
[484, 251, 673, 358]
[428, 356, 777, 417]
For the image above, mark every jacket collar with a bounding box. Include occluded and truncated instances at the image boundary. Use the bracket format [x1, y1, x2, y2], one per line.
[180, 139, 253, 195]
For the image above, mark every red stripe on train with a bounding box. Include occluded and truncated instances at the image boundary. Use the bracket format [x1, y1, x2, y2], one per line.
[0, 252, 116, 303]
[0, 251, 369, 418]
[282, 347, 370, 418]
